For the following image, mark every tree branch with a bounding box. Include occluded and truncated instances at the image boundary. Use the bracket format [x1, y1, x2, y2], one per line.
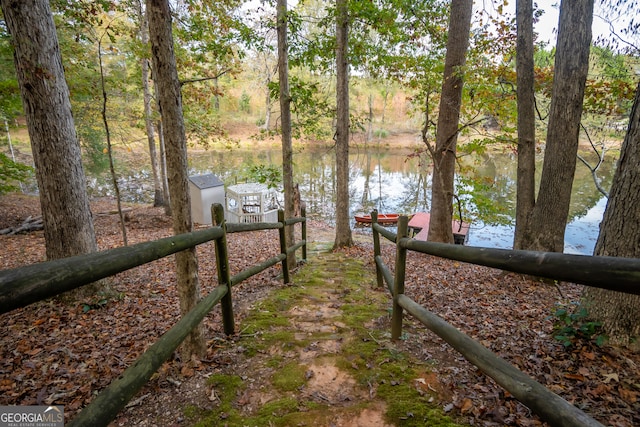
[180, 68, 232, 86]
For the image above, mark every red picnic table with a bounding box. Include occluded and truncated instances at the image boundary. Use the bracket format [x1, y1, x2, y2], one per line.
[407, 212, 470, 245]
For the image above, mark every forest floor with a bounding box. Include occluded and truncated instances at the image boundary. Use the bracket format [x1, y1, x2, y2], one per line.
[0, 194, 639, 427]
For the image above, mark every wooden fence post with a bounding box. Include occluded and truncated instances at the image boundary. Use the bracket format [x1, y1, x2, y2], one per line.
[212, 203, 235, 335]
[301, 202, 307, 262]
[278, 209, 290, 284]
[372, 210, 383, 288]
[391, 215, 409, 340]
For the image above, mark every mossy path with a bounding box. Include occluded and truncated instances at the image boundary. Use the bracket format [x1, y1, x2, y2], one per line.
[188, 242, 464, 426]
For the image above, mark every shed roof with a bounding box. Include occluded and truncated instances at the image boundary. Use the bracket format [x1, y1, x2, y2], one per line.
[188, 174, 224, 190]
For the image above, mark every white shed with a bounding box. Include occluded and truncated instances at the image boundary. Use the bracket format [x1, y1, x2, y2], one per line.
[225, 183, 280, 223]
[188, 174, 225, 225]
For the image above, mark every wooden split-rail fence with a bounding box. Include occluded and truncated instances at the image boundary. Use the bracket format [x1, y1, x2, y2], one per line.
[370, 210, 640, 427]
[2, 205, 639, 426]
[0, 203, 306, 426]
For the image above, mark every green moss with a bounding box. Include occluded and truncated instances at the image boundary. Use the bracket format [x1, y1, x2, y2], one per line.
[265, 355, 284, 368]
[182, 404, 205, 420]
[191, 374, 246, 426]
[378, 381, 460, 426]
[340, 302, 385, 329]
[256, 397, 300, 417]
[272, 361, 307, 392]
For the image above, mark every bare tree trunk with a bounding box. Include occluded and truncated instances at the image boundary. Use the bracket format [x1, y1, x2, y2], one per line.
[146, 0, 204, 359]
[263, 85, 272, 130]
[513, 0, 536, 249]
[213, 77, 220, 111]
[1, 0, 98, 269]
[520, 0, 594, 252]
[582, 81, 640, 349]
[367, 94, 373, 144]
[157, 119, 171, 215]
[138, 0, 165, 208]
[334, 0, 353, 248]
[98, 33, 127, 246]
[277, 0, 296, 269]
[428, 0, 473, 243]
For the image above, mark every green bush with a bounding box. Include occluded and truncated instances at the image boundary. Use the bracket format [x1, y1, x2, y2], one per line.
[0, 152, 32, 194]
[552, 302, 606, 347]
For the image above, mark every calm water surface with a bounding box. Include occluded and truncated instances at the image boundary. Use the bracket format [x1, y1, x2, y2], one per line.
[89, 143, 616, 255]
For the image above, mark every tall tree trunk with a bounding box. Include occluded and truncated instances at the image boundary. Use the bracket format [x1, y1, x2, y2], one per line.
[146, 0, 204, 358]
[157, 118, 171, 215]
[334, 0, 353, 248]
[98, 36, 128, 247]
[513, 0, 536, 250]
[213, 77, 220, 111]
[367, 94, 373, 144]
[519, 0, 594, 252]
[582, 81, 640, 349]
[138, 1, 164, 208]
[277, 0, 296, 269]
[153, 79, 171, 215]
[427, 0, 473, 243]
[1, 0, 98, 270]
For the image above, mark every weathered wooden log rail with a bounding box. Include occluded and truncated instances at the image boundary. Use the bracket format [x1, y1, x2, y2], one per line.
[0, 203, 306, 427]
[371, 211, 640, 427]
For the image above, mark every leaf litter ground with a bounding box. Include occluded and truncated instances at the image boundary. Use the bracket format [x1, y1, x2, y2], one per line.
[0, 194, 638, 426]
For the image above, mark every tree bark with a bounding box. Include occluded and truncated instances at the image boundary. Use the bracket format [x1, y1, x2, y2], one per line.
[146, 0, 204, 358]
[520, 0, 594, 252]
[277, 0, 296, 269]
[0, 0, 98, 268]
[334, 0, 353, 248]
[513, 0, 536, 250]
[582, 81, 640, 348]
[138, 1, 165, 208]
[427, 0, 473, 243]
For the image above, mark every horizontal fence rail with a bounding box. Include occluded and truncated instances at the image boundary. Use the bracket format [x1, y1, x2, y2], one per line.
[0, 227, 225, 313]
[1, 203, 307, 427]
[67, 285, 229, 427]
[402, 239, 640, 296]
[369, 211, 640, 427]
[397, 295, 604, 427]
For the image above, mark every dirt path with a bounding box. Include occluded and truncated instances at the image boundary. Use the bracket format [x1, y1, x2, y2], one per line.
[111, 241, 461, 427]
[207, 244, 395, 426]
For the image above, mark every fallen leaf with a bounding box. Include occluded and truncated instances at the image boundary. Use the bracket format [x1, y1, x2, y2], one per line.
[460, 398, 473, 413]
[618, 387, 637, 404]
[564, 373, 586, 382]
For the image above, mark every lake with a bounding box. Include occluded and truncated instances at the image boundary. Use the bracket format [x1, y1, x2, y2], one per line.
[88, 142, 617, 255]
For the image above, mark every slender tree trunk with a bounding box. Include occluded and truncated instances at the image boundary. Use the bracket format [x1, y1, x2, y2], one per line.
[146, 0, 204, 358]
[263, 84, 272, 130]
[381, 88, 389, 125]
[213, 77, 220, 111]
[98, 36, 127, 246]
[513, 0, 536, 249]
[1, 0, 98, 268]
[157, 120, 171, 216]
[367, 94, 373, 144]
[520, 0, 594, 252]
[334, 0, 353, 248]
[277, 0, 296, 269]
[428, 0, 473, 243]
[138, 1, 164, 208]
[582, 81, 640, 349]
[153, 79, 171, 215]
